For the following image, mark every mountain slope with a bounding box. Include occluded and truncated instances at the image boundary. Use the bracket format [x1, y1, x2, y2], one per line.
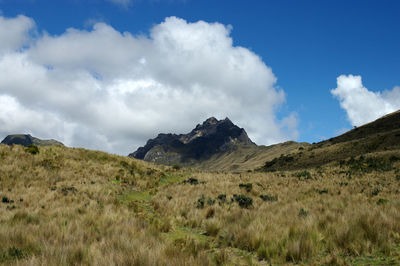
[130, 117, 305, 171]
[1, 134, 64, 147]
[130, 117, 256, 163]
[261, 110, 400, 171]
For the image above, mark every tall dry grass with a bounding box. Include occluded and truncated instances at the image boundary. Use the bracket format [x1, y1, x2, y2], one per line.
[0, 144, 399, 264]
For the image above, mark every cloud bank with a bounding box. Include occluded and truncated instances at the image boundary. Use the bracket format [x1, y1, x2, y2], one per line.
[0, 14, 296, 154]
[331, 75, 400, 126]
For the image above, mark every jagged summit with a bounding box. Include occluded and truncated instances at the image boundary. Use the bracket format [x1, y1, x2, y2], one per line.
[1, 134, 64, 147]
[129, 117, 255, 165]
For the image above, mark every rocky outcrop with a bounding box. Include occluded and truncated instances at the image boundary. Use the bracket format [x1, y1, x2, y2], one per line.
[1, 134, 64, 147]
[129, 117, 256, 165]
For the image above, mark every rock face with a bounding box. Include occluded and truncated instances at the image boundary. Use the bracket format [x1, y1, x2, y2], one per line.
[129, 117, 256, 165]
[1, 134, 64, 147]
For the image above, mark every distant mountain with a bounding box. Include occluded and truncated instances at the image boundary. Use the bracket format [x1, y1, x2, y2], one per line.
[130, 117, 305, 171]
[130, 117, 255, 163]
[1, 134, 64, 147]
[261, 110, 400, 171]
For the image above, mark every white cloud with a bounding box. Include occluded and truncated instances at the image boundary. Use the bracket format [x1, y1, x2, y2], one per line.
[331, 75, 400, 126]
[0, 14, 34, 53]
[0, 15, 296, 155]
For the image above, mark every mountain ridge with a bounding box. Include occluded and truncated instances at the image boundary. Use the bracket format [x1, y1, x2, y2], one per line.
[129, 117, 256, 165]
[129, 117, 305, 171]
[1, 134, 64, 147]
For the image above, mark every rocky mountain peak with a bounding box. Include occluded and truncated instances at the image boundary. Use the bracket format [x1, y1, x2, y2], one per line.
[1, 134, 64, 147]
[129, 117, 255, 165]
[204, 116, 218, 125]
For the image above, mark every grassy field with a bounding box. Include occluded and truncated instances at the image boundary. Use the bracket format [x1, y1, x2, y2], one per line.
[1, 144, 400, 265]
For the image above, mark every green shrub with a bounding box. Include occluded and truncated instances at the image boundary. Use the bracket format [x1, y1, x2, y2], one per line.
[239, 183, 252, 192]
[377, 198, 389, 205]
[294, 171, 312, 180]
[260, 194, 278, 202]
[25, 145, 39, 155]
[182, 177, 198, 185]
[7, 247, 25, 260]
[2, 196, 9, 203]
[207, 197, 215, 206]
[172, 164, 181, 170]
[233, 194, 253, 209]
[298, 208, 308, 217]
[196, 195, 206, 209]
[371, 188, 380, 196]
[217, 194, 226, 203]
[317, 189, 328, 195]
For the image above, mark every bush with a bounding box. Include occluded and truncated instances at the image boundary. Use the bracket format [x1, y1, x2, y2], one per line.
[260, 194, 278, 202]
[172, 164, 181, 170]
[61, 186, 77, 196]
[207, 197, 215, 206]
[217, 194, 226, 203]
[196, 195, 206, 209]
[371, 188, 380, 196]
[182, 177, 198, 185]
[25, 145, 39, 155]
[298, 208, 308, 217]
[233, 194, 253, 209]
[294, 171, 312, 180]
[2, 196, 9, 203]
[239, 183, 252, 192]
[377, 198, 389, 205]
[7, 247, 25, 260]
[317, 189, 328, 195]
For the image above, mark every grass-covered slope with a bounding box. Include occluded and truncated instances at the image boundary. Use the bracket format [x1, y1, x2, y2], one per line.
[193, 141, 308, 172]
[1, 144, 400, 265]
[261, 110, 400, 172]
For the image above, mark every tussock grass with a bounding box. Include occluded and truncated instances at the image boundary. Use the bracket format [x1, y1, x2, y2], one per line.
[1, 144, 400, 264]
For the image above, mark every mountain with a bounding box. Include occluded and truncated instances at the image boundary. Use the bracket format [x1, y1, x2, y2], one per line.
[1, 134, 64, 147]
[130, 117, 255, 163]
[261, 110, 400, 171]
[130, 117, 305, 171]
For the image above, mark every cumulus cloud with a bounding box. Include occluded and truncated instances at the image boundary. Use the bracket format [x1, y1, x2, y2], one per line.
[0, 14, 34, 53]
[0, 14, 295, 154]
[331, 75, 400, 126]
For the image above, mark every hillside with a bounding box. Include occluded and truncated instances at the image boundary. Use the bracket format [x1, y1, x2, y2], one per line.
[1, 134, 64, 147]
[1, 142, 400, 265]
[261, 110, 400, 171]
[130, 117, 304, 172]
[193, 141, 308, 172]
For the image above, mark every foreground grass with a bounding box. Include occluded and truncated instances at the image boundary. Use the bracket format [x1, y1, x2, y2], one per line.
[0, 144, 400, 265]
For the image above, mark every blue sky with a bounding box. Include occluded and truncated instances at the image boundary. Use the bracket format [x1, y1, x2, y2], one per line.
[0, 0, 399, 153]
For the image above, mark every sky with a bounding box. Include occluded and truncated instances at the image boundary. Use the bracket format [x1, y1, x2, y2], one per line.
[0, 0, 399, 155]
